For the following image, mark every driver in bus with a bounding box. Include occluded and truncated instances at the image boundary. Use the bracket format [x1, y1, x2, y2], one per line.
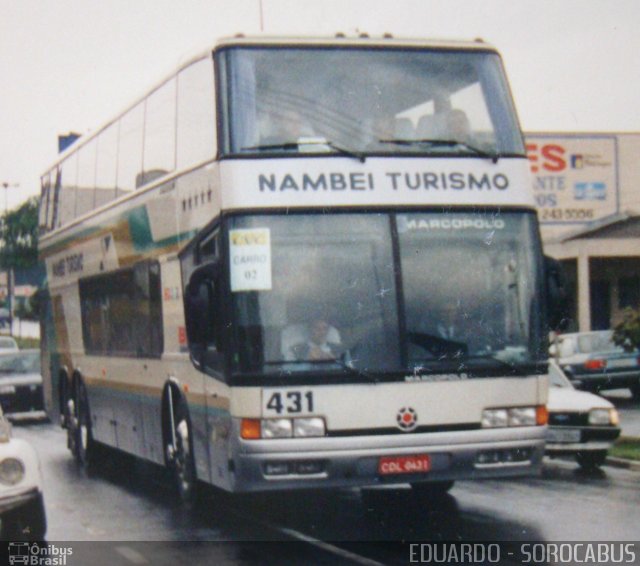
[288, 319, 343, 362]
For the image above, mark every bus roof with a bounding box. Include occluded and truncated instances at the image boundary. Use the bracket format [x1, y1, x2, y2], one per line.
[210, 34, 497, 52]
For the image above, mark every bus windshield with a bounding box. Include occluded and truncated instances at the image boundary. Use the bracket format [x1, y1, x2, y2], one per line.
[229, 211, 543, 379]
[219, 46, 525, 158]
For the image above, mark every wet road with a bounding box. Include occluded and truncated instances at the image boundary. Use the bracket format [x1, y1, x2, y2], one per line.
[10, 419, 640, 566]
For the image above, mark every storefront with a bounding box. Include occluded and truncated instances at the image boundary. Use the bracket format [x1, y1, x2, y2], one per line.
[526, 133, 640, 332]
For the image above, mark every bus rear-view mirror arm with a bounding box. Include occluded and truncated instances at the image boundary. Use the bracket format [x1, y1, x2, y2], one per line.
[185, 260, 221, 369]
[544, 255, 570, 332]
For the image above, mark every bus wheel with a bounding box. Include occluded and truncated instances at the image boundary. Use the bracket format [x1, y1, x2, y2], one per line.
[74, 381, 96, 470]
[66, 395, 77, 456]
[411, 480, 455, 500]
[18, 493, 47, 540]
[165, 397, 197, 504]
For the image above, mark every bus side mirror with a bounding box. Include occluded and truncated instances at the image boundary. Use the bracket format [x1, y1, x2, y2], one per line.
[184, 261, 221, 369]
[545, 256, 570, 332]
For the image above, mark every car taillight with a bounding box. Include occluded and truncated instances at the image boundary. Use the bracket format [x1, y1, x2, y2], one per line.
[584, 358, 606, 370]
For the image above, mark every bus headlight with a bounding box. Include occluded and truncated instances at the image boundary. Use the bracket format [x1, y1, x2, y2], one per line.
[293, 418, 325, 437]
[508, 407, 537, 426]
[0, 458, 25, 485]
[589, 408, 618, 426]
[261, 419, 293, 439]
[482, 409, 508, 428]
[241, 417, 327, 439]
[482, 407, 544, 428]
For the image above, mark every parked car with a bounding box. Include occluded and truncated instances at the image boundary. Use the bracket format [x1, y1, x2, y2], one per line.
[546, 359, 621, 470]
[0, 336, 18, 352]
[550, 330, 640, 400]
[0, 408, 46, 539]
[0, 350, 46, 420]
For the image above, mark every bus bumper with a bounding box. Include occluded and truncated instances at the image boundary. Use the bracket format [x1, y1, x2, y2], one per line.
[230, 425, 546, 493]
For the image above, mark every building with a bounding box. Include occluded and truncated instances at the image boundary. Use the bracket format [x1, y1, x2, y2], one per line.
[525, 133, 640, 332]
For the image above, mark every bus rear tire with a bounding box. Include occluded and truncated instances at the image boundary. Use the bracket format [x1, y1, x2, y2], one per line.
[74, 379, 97, 471]
[164, 395, 197, 505]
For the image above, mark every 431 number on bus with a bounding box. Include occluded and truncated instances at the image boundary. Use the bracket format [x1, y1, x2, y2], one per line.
[264, 391, 314, 414]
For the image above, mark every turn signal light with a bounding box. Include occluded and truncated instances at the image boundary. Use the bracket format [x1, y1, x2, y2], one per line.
[536, 405, 548, 426]
[240, 419, 261, 440]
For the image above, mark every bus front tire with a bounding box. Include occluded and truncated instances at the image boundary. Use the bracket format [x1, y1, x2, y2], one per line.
[165, 396, 197, 504]
[411, 480, 455, 500]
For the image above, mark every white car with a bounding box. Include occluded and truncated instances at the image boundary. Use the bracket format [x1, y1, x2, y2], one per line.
[546, 359, 621, 470]
[0, 409, 46, 539]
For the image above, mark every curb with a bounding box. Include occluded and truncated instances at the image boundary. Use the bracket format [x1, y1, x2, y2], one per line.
[606, 456, 640, 472]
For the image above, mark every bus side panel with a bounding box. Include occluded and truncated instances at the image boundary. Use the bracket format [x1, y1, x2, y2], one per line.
[203, 378, 233, 491]
[39, 290, 57, 424]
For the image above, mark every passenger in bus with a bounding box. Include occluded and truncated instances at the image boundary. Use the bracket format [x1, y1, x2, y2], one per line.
[286, 319, 343, 362]
[444, 109, 473, 145]
[262, 108, 315, 144]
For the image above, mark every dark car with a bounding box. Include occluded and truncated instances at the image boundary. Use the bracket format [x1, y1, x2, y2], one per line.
[550, 330, 640, 400]
[0, 350, 45, 420]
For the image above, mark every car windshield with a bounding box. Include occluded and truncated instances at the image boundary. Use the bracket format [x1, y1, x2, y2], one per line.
[0, 352, 40, 374]
[229, 211, 543, 379]
[219, 46, 525, 158]
[577, 331, 621, 354]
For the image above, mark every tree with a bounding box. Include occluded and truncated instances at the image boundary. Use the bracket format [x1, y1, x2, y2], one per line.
[0, 197, 39, 270]
[613, 307, 640, 353]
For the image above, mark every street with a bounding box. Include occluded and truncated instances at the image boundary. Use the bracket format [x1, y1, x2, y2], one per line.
[9, 404, 640, 566]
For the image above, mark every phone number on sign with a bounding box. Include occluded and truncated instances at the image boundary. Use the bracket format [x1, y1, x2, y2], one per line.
[541, 208, 595, 221]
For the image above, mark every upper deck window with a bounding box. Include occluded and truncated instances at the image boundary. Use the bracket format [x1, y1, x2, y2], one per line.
[219, 46, 525, 158]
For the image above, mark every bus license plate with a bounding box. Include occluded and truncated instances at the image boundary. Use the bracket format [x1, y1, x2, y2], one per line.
[379, 455, 431, 475]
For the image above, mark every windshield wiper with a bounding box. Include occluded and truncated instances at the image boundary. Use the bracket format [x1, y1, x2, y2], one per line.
[463, 354, 530, 376]
[264, 356, 378, 382]
[333, 355, 379, 383]
[379, 138, 499, 163]
[242, 140, 366, 163]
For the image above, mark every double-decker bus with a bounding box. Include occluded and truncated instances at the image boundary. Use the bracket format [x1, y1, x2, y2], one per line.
[39, 35, 558, 500]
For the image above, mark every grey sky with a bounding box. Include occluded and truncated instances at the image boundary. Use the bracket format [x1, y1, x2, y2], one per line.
[0, 0, 638, 209]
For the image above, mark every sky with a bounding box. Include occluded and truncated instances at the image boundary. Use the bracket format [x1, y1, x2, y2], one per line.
[0, 0, 638, 210]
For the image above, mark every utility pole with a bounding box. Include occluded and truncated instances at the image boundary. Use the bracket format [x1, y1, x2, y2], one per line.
[258, 0, 264, 32]
[1, 182, 19, 336]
